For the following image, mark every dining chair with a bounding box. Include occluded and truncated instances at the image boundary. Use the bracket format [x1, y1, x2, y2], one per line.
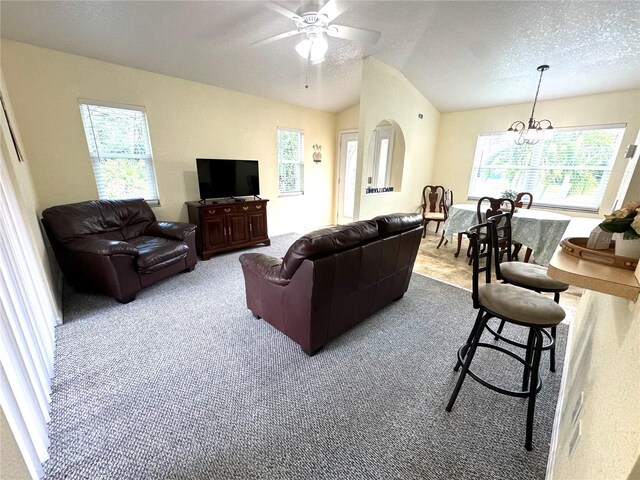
[489, 212, 569, 372]
[466, 196, 515, 264]
[446, 218, 565, 451]
[513, 192, 534, 262]
[435, 189, 454, 248]
[514, 191, 533, 209]
[421, 185, 449, 238]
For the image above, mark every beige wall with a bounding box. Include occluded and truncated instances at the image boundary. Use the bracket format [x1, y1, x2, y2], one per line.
[336, 104, 359, 132]
[548, 290, 640, 480]
[355, 57, 440, 220]
[1, 40, 337, 236]
[433, 89, 640, 217]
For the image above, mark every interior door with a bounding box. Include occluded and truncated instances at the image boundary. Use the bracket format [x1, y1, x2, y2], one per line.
[337, 131, 358, 225]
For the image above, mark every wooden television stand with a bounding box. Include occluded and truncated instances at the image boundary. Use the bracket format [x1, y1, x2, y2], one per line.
[186, 198, 270, 260]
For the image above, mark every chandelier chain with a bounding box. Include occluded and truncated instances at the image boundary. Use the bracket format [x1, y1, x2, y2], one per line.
[529, 67, 546, 122]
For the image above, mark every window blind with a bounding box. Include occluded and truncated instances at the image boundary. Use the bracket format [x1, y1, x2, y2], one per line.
[468, 124, 625, 211]
[79, 102, 159, 204]
[277, 128, 304, 194]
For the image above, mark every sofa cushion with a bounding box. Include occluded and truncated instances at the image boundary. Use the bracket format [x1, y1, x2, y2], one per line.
[280, 220, 378, 280]
[373, 213, 422, 237]
[128, 236, 188, 272]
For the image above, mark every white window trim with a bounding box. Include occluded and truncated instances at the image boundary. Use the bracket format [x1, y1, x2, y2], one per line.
[468, 123, 626, 212]
[78, 99, 161, 206]
[277, 127, 305, 196]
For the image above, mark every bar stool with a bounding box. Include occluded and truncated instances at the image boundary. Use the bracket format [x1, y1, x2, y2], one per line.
[446, 219, 565, 450]
[489, 212, 569, 372]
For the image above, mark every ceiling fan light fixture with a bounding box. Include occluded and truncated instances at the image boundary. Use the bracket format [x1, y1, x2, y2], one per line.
[295, 34, 328, 63]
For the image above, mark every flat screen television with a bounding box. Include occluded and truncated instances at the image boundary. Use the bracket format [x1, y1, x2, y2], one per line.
[196, 158, 260, 200]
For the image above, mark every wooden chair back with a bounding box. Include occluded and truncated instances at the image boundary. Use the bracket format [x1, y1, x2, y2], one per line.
[515, 192, 533, 209]
[422, 185, 445, 214]
[476, 197, 515, 223]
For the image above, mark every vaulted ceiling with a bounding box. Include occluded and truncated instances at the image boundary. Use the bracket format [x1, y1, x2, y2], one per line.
[2, 1, 639, 113]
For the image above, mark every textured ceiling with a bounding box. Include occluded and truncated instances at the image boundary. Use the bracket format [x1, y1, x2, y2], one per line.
[1, 1, 639, 113]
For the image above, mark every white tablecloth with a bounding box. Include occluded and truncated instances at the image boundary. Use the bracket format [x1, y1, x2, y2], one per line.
[442, 204, 571, 265]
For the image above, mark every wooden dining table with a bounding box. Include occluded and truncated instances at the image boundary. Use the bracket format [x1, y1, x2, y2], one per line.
[442, 203, 572, 265]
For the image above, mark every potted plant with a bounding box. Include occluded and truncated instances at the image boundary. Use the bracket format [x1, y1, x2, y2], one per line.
[501, 189, 518, 201]
[500, 189, 518, 211]
[599, 201, 640, 258]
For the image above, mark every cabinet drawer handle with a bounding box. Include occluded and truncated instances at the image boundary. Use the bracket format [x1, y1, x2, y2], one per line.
[208, 209, 216, 214]
[242, 206, 249, 211]
[224, 208, 231, 213]
[256, 205, 262, 209]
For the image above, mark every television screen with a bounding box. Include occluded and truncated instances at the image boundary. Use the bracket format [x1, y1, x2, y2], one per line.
[196, 159, 260, 199]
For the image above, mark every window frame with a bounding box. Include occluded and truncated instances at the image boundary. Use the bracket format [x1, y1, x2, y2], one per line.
[277, 127, 305, 196]
[78, 99, 161, 206]
[467, 123, 626, 212]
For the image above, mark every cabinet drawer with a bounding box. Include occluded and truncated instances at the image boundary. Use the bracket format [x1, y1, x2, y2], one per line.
[202, 205, 236, 217]
[238, 202, 267, 213]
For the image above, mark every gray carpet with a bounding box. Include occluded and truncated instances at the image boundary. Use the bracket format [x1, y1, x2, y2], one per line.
[45, 233, 566, 480]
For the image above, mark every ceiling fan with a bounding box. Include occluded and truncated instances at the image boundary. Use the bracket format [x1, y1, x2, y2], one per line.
[253, 0, 381, 64]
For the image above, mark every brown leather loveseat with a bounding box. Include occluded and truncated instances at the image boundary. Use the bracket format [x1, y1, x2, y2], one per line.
[42, 198, 197, 303]
[239, 213, 422, 355]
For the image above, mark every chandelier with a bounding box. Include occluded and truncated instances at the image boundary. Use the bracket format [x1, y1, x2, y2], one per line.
[507, 65, 554, 145]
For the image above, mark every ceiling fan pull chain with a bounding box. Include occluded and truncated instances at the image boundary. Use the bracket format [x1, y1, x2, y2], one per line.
[305, 54, 310, 89]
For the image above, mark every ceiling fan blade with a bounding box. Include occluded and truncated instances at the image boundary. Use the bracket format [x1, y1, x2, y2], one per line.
[252, 29, 303, 46]
[327, 24, 381, 44]
[266, 2, 302, 21]
[317, 0, 348, 23]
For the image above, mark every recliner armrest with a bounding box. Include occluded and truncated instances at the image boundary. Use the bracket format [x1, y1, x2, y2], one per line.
[66, 238, 139, 256]
[145, 221, 197, 241]
[239, 253, 289, 286]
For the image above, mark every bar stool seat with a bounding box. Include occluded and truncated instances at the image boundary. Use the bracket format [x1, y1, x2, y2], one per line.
[479, 283, 566, 326]
[500, 262, 569, 291]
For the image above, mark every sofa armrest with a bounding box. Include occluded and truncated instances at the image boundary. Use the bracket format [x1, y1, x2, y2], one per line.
[145, 221, 197, 241]
[66, 238, 139, 256]
[239, 253, 289, 286]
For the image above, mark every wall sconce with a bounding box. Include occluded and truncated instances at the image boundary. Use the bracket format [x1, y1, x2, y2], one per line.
[313, 144, 322, 163]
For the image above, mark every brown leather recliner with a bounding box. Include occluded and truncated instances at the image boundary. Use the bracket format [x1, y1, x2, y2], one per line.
[239, 213, 422, 355]
[42, 198, 197, 303]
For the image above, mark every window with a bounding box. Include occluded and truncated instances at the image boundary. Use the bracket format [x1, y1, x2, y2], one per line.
[370, 124, 394, 187]
[468, 124, 625, 211]
[277, 128, 304, 195]
[79, 100, 159, 205]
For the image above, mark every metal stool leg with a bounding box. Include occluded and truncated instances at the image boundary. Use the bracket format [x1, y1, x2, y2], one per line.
[525, 328, 544, 451]
[447, 314, 489, 412]
[522, 328, 535, 391]
[549, 326, 557, 372]
[455, 310, 484, 371]
[549, 291, 560, 372]
[494, 319, 506, 340]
